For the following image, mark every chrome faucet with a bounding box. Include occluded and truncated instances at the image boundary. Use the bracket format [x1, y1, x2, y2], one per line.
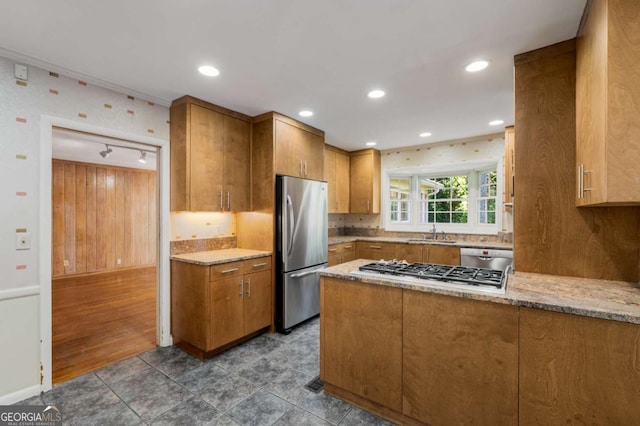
[441, 230, 447, 241]
[432, 224, 437, 240]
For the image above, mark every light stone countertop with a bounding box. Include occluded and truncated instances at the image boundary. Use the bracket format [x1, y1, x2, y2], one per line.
[328, 235, 512, 250]
[320, 259, 640, 324]
[170, 248, 272, 266]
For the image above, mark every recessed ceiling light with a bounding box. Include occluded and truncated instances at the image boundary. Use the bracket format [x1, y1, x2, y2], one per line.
[489, 119, 505, 126]
[366, 141, 377, 146]
[299, 110, 313, 117]
[198, 65, 220, 77]
[419, 132, 432, 138]
[465, 60, 489, 72]
[368, 89, 385, 99]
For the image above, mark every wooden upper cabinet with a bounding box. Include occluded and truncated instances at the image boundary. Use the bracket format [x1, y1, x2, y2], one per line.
[324, 145, 350, 213]
[273, 115, 325, 181]
[504, 126, 515, 206]
[576, 0, 640, 206]
[349, 149, 381, 213]
[170, 96, 251, 211]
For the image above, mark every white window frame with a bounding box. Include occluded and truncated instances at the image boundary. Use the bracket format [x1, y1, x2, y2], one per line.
[383, 162, 502, 234]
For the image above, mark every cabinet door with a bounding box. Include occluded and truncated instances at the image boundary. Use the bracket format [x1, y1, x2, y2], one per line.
[224, 116, 250, 211]
[425, 244, 460, 265]
[324, 148, 337, 213]
[190, 105, 224, 211]
[356, 241, 395, 261]
[350, 150, 380, 213]
[335, 151, 350, 213]
[519, 308, 640, 425]
[321, 277, 403, 411]
[504, 126, 515, 205]
[395, 244, 422, 263]
[302, 131, 324, 180]
[403, 292, 518, 425]
[210, 276, 245, 349]
[243, 269, 272, 335]
[274, 119, 302, 177]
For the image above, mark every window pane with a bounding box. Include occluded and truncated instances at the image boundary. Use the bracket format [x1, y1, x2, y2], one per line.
[436, 212, 450, 223]
[488, 199, 496, 211]
[487, 212, 496, 224]
[452, 212, 467, 223]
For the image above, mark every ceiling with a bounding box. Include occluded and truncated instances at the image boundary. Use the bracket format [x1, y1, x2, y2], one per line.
[52, 128, 157, 171]
[0, 0, 586, 151]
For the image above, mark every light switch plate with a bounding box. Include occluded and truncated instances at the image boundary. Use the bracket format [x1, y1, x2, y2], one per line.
[16, 232, 30, 250]
[14, 64, 28, 81]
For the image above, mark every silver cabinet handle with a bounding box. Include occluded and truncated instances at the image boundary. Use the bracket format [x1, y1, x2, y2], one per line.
[246, 278, 251, 297]
[221, 267, 239, 274]
[370, 245, 381, 249]
[304, 160, 308, 176]
[239, 279, 244, 297]
[299, 160, 303, 176]
[219, 191, 223, 210]
[577, 163, 583, 199]
[328, 248, 337, 252]
[367, 199, 370, 213]
[344, 245, 352, 249]
[252, 262, 267, 268]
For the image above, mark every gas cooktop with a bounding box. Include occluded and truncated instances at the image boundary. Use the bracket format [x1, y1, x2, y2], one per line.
[353, 260, 509, 294]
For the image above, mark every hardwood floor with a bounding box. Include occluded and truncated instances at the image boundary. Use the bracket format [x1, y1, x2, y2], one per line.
[52, 266, 157, 384]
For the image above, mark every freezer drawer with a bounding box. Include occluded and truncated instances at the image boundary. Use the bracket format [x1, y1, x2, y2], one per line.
[278, 263, 326, 331]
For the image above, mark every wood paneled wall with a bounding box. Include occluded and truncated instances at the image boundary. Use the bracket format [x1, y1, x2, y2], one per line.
[52, 159, 157, 277]
[513, 40, 639, 282]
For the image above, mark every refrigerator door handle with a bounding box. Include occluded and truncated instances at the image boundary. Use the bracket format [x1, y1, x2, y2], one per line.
[290, 270, 319, 278]
[286, 194, 295, 257]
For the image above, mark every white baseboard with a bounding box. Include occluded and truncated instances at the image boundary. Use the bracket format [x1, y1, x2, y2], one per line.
[0, 385, 41, 405]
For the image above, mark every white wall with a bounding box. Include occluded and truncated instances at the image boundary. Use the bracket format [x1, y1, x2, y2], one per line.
[0, 55, 169, 402]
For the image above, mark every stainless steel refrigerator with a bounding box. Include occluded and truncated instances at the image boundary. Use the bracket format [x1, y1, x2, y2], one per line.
[276, 175, 328, 333]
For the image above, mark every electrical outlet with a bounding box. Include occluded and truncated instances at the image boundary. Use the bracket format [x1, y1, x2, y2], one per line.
[16, 232, 30, 250]
[64, 260, 69, 267]
[117, 259, 122, 265]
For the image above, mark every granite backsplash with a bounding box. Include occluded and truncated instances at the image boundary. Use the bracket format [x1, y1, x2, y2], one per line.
[170, 236, 237, 255]
[328, 227, 512, 244]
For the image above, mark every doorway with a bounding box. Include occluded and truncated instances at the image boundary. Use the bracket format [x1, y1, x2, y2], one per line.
[51, 128, 159, 383]
[38, 116, 172, 392]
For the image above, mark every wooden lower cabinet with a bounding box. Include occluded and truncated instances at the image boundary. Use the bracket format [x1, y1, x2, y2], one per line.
[424, 244, 460, 265]
[394, 244, 422, 263]
[519, 308, 640, 425]
[356, 241, 395, 261]
[321, 277, 403, 411]
[171, 256, 272, 357]
[243, 269, 272, 334]
[403, 292, 519, 425]
[327, 242, 355, 266]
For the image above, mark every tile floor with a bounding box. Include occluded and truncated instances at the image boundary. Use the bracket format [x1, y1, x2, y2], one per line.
[17, 317, 397, 426]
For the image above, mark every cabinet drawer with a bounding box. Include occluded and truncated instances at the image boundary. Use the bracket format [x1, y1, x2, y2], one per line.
[209, 261, 244, 281]
[328, 242, 355, 255]
[356, 241, 395, 260]
[243, 256, 272, 273]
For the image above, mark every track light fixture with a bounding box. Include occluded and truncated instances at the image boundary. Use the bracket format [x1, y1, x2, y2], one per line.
[99, 144, 112, 159]
[97, 142, 154, 164]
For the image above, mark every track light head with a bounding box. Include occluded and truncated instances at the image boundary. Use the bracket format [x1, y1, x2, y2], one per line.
[99, 144, 112, 159]
[138, 150, 147, 164]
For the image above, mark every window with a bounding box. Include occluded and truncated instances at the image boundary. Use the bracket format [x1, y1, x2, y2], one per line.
[385, 167, 499, 232]
[389, 177, 411, 223]
[478, 170, 497, 225]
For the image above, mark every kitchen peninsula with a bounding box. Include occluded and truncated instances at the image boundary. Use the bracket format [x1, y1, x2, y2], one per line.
[319, 260, 640, 425]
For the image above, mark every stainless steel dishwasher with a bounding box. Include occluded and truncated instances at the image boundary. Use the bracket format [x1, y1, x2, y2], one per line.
[460, 248, 513, 272]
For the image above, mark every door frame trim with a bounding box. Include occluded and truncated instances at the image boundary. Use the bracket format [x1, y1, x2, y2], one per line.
[39, 116, 171, 392]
